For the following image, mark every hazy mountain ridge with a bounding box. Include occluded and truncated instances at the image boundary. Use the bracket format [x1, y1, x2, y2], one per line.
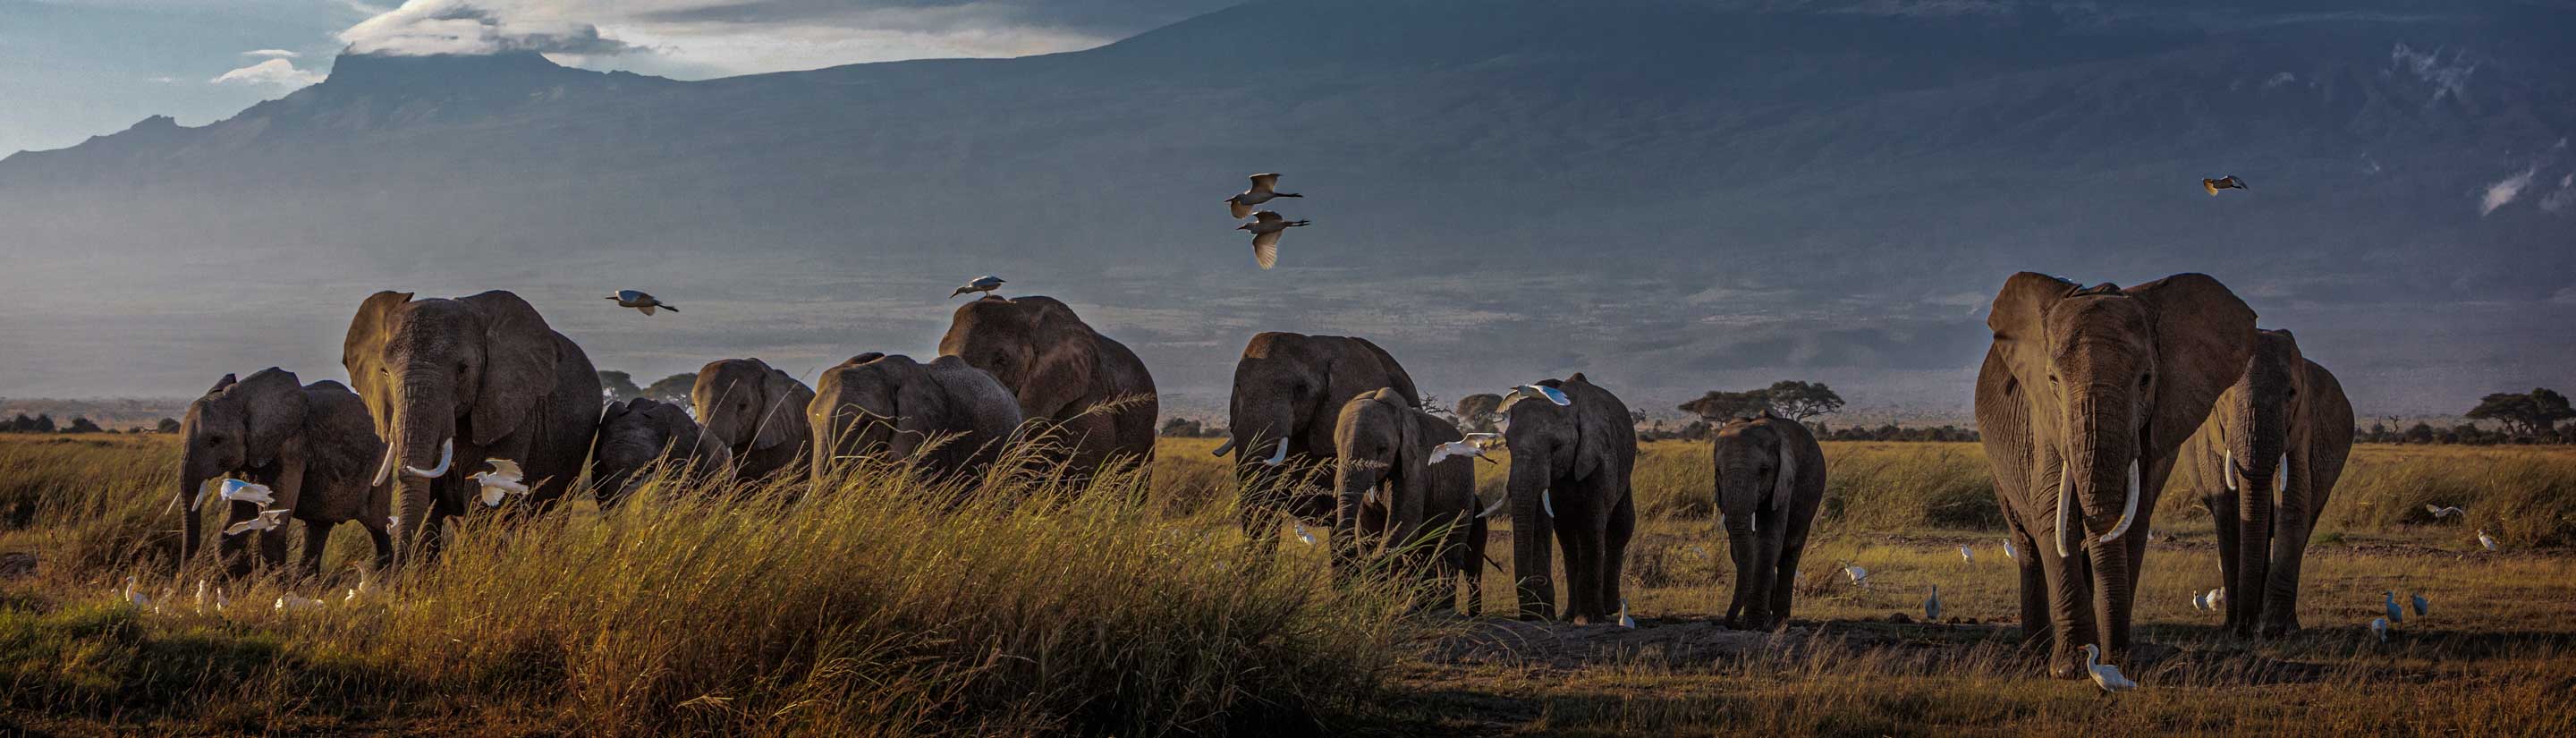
[1, 0, 2568, 414]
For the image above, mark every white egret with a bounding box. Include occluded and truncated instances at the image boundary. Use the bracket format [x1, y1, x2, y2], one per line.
[122, 575, 149, 608]
[2411, 592, 2429, 617]
[2477, 530, 2499, 552]
[1618, 598, 1637, 629]
[605, 289, 676, 315]
[2190, 590, 2209, 612]
[193, 579, 208, 614]
[2002, 540, 2018, 561]
[950, 276, 1005, 299]
[387, 515, 401, 536]
[2368, 616, 2389, 642]
[1428, 433, 1502, 465]
[468, 458, 530, 507]
[1924, 586, 1943, 622]
[2425, 505, 2465, 520]
[1507, 384, 1572, 407]
[1293, 521, 1316, 546]
[223, 507, 290, 536]
[1236, 211, 1311, 269]
[1960, 545, 1975, 564]
[275, 594, 326, 612]
[2080, 644, 2138, 691]
[195, 479, 276, 511]
[2382, 591, 2404, 624]
[213, 587, 230, 613]
[1840, 563, 1870, 589]
[1225, 173, 1302, 219]
[2207, 587, 2226, 612]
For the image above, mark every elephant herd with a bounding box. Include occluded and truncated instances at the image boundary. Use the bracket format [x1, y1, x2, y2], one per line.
[169, 271, 2354, 680]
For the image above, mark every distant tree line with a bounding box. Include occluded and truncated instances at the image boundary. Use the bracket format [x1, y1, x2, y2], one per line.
[0, 413, 175, 434]
[1158, 418, 1225, 437]
[599, 370, 699, 407]
[2353, 387, 2576, 445]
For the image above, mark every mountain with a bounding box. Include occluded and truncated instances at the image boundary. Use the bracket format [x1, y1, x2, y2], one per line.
[3, 0, 2571, 416]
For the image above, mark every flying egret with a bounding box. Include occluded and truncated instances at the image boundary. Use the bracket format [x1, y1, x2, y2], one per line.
[1428, 433, 1502, 465]
[468, 458, 531, 507]
[1959, 545, 1974, 564]
[1224, 173, 1302, 219]
[950, 276, 1005, 299]
[605, 289, 676, 315]
[1618, 598, 1637, 629]
[2368, 616, 2389, 642]
[2411, 592, 2429, 617]
[224, 507, 290, 536]
[275, 594, 326, 612]
[1293, 521, 1316, 546]
[2477, 530, 2499, 552]
[194, 479, 277, 511]
[2201, 175, 2249, 196]
[2382, 591, 2404, 624]
[1235, 210, 1310, 269]
[2425, 505, 2465, 520]
[2080, 644, 2138, 692]
[1925, 586, 1943, 622]
[1507, 384, 1572, 408]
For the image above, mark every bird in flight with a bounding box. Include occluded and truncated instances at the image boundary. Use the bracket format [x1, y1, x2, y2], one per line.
[196, 479, 276, 511]
[469, 459, 530, 507]
[2202, 175, 2249, 195]
[1237, 210, 1310, 269]
[224, 507, 290, 536]
[606, 290, 677, 316]
[2424, 504, 2465, 520]
[1429, 433, 1502, 465]
[1225, 173, 1302, 219]
[951, 276, 1005, 299]
[1504, 384, 1572, 410]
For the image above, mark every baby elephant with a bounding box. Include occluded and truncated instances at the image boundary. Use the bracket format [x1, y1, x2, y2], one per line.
[591, 397, 733, 508]
[1333, 387, 1487, 615]
[177, 369, 393, 574]
[1711, 411, 1826, 631]
[809, 352, 1024, 482]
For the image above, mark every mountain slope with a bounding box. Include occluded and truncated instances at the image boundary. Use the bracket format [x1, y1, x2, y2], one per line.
[2, 0, 2570, 414]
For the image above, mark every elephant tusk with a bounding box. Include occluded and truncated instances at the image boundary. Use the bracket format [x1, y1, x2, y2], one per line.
[2275, 454, 2289, 504]
[2055, 460, 2075, 558]
[1262, 437, 1289, 467]
[403, 439, 453, 479]
[1211, 437, 1236, 457]
[2223, 449, 2237, 494]
[2097, 459, 2141, 545]
[374, 442, 400, 487]
[1542, 488, 1555, 517]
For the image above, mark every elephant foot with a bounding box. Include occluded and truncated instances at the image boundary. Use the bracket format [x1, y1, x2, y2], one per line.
[2046, 654, 2084, 681]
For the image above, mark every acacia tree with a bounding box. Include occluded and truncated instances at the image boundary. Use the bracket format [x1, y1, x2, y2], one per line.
[2466, 387, 2573, 439]
[1764, 380, 1845, 420]
[1679, 389, 1772, 420]
[598, 370, 646, 403]
[1454, 393, 1504, 433]
[644, 373, 699, 406]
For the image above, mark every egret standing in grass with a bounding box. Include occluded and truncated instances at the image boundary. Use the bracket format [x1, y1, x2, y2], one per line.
[1924, 586, 1943, 622]
[2478, 529, 2499, 552]
[122, 575, 149, 608]
[2002, 540, 2017, 561]
[2382, 591, 2405, 624]
[950, 276, 1005, 299]
[2079, 644, 2138, 692]
[1840, 563, 1870, 590]
[2207, 587, 2226, 612]
[2411, 592, 2429, 617]
[1959, 545, 1974, 564]
[1619, 598, 1637, 629]
[2369, 616, 2390, 642]
[1293, 521, 1317, 546]
[606, 289, 676, 315]
[2191, 590, 2209, 612]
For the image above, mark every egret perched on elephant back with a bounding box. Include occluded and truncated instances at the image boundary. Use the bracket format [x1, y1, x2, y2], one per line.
[1496, 374, 1638, 623]
[1708, 411, 1826, 631]
[343, 290, 602, 562]
[937, 296, 1157, 480]
[1219, 332, 1420, 549]
[176, 368, 395, 575]
[1973, 272, 2258, 679]
[692, 358, 817, 482]
[1329, 387, 1487, 614]
[2171, 328, 2353, 637]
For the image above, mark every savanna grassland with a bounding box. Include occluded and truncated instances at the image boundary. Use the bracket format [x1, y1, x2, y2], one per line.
[3, 434, 2573, 736]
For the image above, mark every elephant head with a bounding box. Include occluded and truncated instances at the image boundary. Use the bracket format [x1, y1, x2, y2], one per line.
[938, 296, 1098, 420]
[1982, 272, 2254, 668]
[592, 397, 731, 508]
[809, 352, 942, 475]
[1711, 411, 1812, 631]
[692, 357, 815, 472]
[2213, 330, 2306, 509]
[1331, 388, 1431, 568]
[176, 368, 309, 561]
[343, 291, 564, 548]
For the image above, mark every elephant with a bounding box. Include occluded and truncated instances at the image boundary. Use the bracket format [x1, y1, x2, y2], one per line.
[1221, 332, 1420, 545]
[1711, 411, 1826, 632]
[2173, 328, 2353, 637]
[691, 358, 816, 482]
[937, 296, 1157, 477]
[591, 396, 734, 508]
[809, 352, 1026, 481]
[1331, 387, 1486, 615]
[1499, 373, 1638, 623]
[343, 290, 601, 561]
[1974, 272, 2256, 678]
[176, 368, 394, 574]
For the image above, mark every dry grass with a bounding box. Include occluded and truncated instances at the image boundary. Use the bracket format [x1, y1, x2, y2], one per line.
[4, 436, 2573, 735]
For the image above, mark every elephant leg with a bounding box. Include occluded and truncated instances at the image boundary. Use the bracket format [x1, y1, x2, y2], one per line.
[218, 499, 258, 578]
[2008, 519, 2049, 649]
[364, 522, 394, 571]
[2041, 547, 2094, 680]
[2260, 506, 2315, 638]
[258, 525, 292, 570]
[1600, 487, 1635, 624]
[301, 521, 334, 576]
[1769, 535, 1807, 627]
[1464, 516, 1488, 617]
[2204, 489, 2241, 632]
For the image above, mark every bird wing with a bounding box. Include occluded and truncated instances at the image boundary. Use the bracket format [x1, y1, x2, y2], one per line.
[640, 305, 657, 316]
[1252, 231, 1282, 269]
[618, 290, 644, 301]
[2231, 176, 2248, 189]
[487, 458, 524, 479]
[1249, 173, 1281, 192]
[1428, 444, 1462, 464]
[1253, 210, 1284, 224]
[1230, 200, 1255, 219]
[2203, 180, 2220, 196]
[1464, 432, 1500, 445]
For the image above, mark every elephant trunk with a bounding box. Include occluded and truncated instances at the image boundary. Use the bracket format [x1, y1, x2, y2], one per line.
[387, 386, 455, 561]
[2057, 394, 2141, 556]
[2233, 431, 2288, 632]
[1507, 450, 1555, 621]
[2087, 531, 2137, 661]
[175, 465, 208, 563]
[1721, 497, 1766, 629]
[1330, 458, 1383, 578]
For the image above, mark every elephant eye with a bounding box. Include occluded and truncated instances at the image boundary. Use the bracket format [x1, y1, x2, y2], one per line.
[2138, 373, 2153, 389]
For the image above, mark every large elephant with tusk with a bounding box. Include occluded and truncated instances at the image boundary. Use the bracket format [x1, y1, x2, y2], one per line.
[1219, 332, 1420, 548]
[2173, 328, 2353, 638]
[1710, 411, 1826, 632]
[1975, 273, 2255, 678]
[343, 290, 600, 562]
[1498, 374, 1637, 623]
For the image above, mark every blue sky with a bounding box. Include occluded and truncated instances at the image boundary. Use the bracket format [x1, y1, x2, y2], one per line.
[1, 0, 1235, 156]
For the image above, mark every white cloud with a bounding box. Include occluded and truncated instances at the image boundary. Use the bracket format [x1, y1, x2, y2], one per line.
[2388, 42, 2474, 100]
[242, 49, 301, 58]
[2262, 71, 2296, 89]
[2540, 173, 2574, 213]
[209, 58, 325, 88]
[339, 0, 634, 56]
[2478, 165, 2536, 216]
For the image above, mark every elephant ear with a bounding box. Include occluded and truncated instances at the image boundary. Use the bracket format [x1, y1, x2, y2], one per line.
[1354, 338, 1421, 407]
[889, 359, 951, 458]
[1368, 386, 1405, 407]
[2128, 274, 2257, 457]
[343, 291, 413, 420]
[1769, 423, 1797, 514]
[754, 367, 812, 453]
[1985, 273, 2080, 392]
[1019, 299, 1098, 418]
[459, 291, 563, 447]
[208, 373, 240, 395]
[236, 368, 308, 468]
